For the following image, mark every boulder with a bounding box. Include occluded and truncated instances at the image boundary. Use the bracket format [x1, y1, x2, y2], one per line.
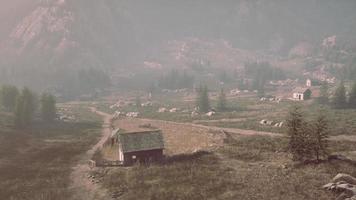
[324, 174, 356, 200]
[169, 108, 178, 113]
[333, 174, 356, 185]
[158, 107, 167, 113]
[206, 111, 215, 117]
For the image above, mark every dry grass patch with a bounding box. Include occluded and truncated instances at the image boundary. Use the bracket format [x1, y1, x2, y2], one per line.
[114, 118, 224, 155]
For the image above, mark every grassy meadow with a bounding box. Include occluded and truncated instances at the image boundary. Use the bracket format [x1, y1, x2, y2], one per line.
[0, 106, 102, 200]
[94, 135, 356, 200]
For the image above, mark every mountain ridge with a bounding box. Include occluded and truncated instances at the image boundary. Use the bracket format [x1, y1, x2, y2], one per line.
[1, 0, 356, 90]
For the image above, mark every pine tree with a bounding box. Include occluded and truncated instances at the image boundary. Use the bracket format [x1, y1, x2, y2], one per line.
[333, 82, 347, 109]
[14, 88, 36, 128]
[349, 82, 356, 108]
[41, 93, 57, 122]
[14, 94, 25, 128]
[217, 88, 227, 111]
[318, 82, 329, 105]
[196, 85, 210, 113]
[135, 96, 142, 108]
[286, 105, 310, 161]
[21, 88, 36, 126]
[257, 85, 265, 98]
[310, 110, 329, 161]
[0, 85, 19, 111]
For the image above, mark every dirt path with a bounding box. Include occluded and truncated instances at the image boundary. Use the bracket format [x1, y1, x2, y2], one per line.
[114, 117, 283, 156]
[115, 117, 356, 155]
[70, 107, 113, 200]
[139, 118, 284, 137]
[192, 118, 247, 124]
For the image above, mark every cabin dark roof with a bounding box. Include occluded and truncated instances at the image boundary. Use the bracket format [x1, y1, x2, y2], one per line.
[118, 130, 164, 153]
[293, 87, 311, 94]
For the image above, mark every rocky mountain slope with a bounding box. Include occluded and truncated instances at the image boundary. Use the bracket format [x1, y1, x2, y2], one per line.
[1, 0, 356, 89]
[1, 0, 137, 69]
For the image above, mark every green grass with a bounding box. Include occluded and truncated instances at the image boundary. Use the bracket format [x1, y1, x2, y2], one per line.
[200, 119, 286, 133]
[97, 93, 356, 137]
[309, 106, 356, 136]
[99, 152, 240, 200]
[0, 107, 102, 200]
[96, 135, 356, 200]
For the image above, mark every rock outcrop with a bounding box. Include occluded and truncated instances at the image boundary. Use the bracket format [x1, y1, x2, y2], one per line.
[323, 173, 356, 200]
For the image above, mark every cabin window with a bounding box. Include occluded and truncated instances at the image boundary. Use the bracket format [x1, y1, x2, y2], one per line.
[132, 155, 136, 159]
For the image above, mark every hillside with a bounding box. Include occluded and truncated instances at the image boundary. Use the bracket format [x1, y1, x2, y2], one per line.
[1, 0, 356, 90]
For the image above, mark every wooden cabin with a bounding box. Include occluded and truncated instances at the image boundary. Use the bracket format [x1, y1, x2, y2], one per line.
[118, 130, 164, 166]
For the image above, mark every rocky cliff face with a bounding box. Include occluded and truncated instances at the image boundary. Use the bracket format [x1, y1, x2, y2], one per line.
[1, 0, 138, 69]
[1, 0, 356, 89]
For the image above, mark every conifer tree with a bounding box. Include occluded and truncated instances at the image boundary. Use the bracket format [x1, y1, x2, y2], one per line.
[14, 94, 25, 128]
[0, 85, 19, 111]
[217, 88, 227, 111]
[22, 88, 36, 126]
[318, 82, 329, 105]
[41, 93, 57, 122]
[333, 81, 347, 109]
[348, 82, 356, 108]
[310, 110, 329, 161]
[14, 88, 36, 128]
[257, 85, 265, 98]
[286, 105, 310, 161]
[196, 85, 210, 113]
[135, 96, 142, 108]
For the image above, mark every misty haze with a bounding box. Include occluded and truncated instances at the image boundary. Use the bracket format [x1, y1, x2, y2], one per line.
[1, 1, 356, 200]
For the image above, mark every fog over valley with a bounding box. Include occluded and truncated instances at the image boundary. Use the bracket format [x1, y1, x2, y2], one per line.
[1, 1, 356, 200]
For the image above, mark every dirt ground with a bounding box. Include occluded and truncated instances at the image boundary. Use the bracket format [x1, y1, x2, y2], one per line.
[71, 106, 356, 200]
[70, 107, 113, 200]
[113, 116, 356, 157]
[114, 117, 282, 156]
[114, 118, 224, 155]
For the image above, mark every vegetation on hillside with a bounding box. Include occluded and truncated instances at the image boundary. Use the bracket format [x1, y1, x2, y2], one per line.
[196, 85, 211, 113]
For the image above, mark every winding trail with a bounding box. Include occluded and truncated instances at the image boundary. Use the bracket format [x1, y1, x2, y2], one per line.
[119, 117, 356, 142]
[70, 107, 113, 200]
[140, 117, 284, 137]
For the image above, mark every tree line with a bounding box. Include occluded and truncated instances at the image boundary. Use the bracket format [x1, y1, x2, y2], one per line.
[0, 85, 57, 128]
[318, 81, 356, 109]
[0, 67, 111, 100]
[158, 69, 194, 90]
[244, 62, 287, 96]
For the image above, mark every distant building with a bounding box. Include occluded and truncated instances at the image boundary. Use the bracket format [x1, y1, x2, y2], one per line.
[292, 87, 312, 101]
[306, 79, 312, 87]
[117, 130, 164, 166]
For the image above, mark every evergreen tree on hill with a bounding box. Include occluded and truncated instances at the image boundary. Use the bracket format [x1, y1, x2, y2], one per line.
[349, 82, 356, 108]
[286, 105, 311, 161]
[310, 110, 329, 162]
[135, 96, 142, 108]
[333, 82, 347, 109]
[0, 85, 19, 111]
[14, 94, 25, 128]
[196, 85, 210, 113]
[14, 88, 36, 128]
[217, 88, 227, 112]
[41, 93, 57, 122]
[318, 82, 329, 105]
